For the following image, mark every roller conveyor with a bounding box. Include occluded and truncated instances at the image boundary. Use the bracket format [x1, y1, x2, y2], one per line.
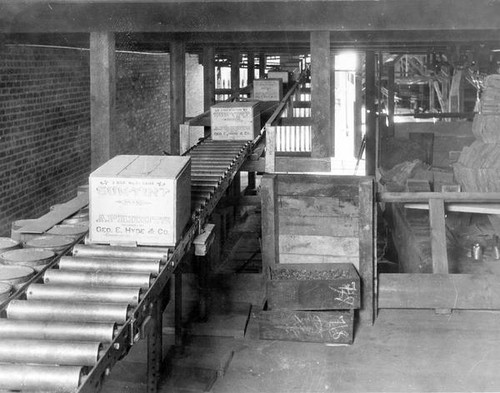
[0, 136, 258, 393]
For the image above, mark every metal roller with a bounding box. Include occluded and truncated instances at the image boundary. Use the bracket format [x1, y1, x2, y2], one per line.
[0, 339, 101, 366]
[191, 164, 230, 170]
[7, 299, 130, 323]
[0, 319, 116, 342]
[59, 255, 161, 276]
[27, 283, 141, 305]
[0, 364, 82, 392]
[72, 244, 169, 260]
[191, 180, 220, 188]
[44, 269, 152, 289]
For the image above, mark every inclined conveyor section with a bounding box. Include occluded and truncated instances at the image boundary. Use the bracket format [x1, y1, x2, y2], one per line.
[0, 136, 256, 393]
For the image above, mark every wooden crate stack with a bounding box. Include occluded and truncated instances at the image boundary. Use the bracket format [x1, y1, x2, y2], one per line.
[258, 263, 360, 344]
[454, 75, 500, 192]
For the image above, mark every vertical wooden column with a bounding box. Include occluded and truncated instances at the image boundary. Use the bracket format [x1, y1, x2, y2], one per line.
[170, 40, 186, 155]
[353, 53, 363, 158]
[259, 53, 266, 78]
[359, 178, 375, 325]
[231, 50, 240, 93]
[387, 61, 395, 137]
[247, 52, 255, 85]
[429, 198, 449, 273]
[203, 46, 216, 112]
[310, 31, 332, 158]
[330, 51, 336, 157]
[90, 32, 115, 170]
[261, 175, 279, 277]
[365, 51, 377, 176]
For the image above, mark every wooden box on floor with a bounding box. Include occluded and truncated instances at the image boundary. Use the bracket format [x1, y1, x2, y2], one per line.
[266, 263, 360, 310]
[259, 309, 354, 344]
[260, 263, 359, 344]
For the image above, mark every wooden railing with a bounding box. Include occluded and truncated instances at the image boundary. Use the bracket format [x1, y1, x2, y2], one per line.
[265, 78, 311, 172]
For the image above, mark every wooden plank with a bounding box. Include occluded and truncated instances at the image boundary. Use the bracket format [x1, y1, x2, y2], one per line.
[278, 214, 359, 237]
[429, 198, 449, 273]
[261, 175, 279, 273]
[278, 234, 359, 257]
[279, 117, 312, 126]
[279, 254, 360, 267]
[310, 31, 332, 158]
[405, 202, 500, 214]
[90, 31, 115, 171]
[358, 178, 375, 325]
[277, 175, 360, 198]
[19, 193, 89, 234]
[379, 192, 500, 203]
[258, 309, 353, 344]
[267, 263, 360, 310]
[241, 156, 333, 173]
[170, 40, 185, 155]
[378, 273, 500, 309]
[279, 195, 359, 217]
[265, 125, 276, 173]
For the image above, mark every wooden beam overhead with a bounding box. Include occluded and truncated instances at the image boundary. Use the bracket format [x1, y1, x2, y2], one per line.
[2, 1, 500, 34]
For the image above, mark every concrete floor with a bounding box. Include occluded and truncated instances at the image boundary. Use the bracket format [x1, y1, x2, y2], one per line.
[211, 308, 500, 393]
[102, 206, 500, 393]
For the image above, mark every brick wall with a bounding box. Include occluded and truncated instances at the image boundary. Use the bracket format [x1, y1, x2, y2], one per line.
[0, 45, 91, 236]
[0, 45, 172, 236]
[114, 51, 171, 156]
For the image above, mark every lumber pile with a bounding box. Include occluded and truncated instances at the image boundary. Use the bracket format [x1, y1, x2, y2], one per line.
[454, 75, 500, 192]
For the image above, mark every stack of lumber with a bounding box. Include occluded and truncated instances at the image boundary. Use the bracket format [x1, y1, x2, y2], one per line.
[454, 141, 500, 192]
[454, 74, 500, 192]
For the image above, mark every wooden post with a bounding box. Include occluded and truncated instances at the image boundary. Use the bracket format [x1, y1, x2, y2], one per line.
[259, 53, 266, 78]
[387, 61, 395, 137]
[353, 53, 363, 159]
[174, 270, 183, 347]
[203, 45, 216, 112]
[365, 51, 377, 176]
[310, 31, 332, 159]
[358, 178, 375, 325]
[265, 126, 276, 173]
[170, 40, 185, 155]
[231, 50, 240, 93]
[261, 175, 279, 278]
[147, 300, 162, 392]
[247, 52, 255, 85]
[429, 198, 449, 274]
[330, 51, 336, 157]
[90, 31, 115, 170]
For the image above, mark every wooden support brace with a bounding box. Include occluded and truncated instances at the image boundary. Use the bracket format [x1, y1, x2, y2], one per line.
[193, 223, 216, 257]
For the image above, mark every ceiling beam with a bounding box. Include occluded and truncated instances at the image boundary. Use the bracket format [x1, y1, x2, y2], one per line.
[1, 1, 500, 34]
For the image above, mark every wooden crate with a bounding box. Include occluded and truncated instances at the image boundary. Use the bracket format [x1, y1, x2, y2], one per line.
[210, 101, 262, 141]
[267, 263, 360, 310]
[252, 79, 283, 102]
[258, 309, 354, 344]
[89, 155, 191, 247]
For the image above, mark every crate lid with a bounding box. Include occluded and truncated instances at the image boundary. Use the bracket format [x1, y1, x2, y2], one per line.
[211, 100, 260, 109]
[90, 155, 191, 179]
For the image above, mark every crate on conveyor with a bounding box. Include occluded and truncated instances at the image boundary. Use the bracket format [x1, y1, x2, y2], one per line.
[89, 155, 191, 247]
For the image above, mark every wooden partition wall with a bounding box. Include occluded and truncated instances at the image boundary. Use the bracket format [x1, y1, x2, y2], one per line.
[261, 174, 375, 325]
